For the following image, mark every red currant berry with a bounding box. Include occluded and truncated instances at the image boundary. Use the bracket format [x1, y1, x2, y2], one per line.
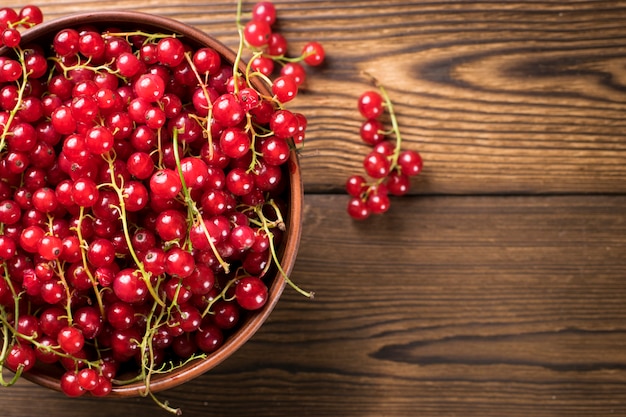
[280, 62, 306, 86]
[272, 75, 298, 103]
[386, 172, 411, 196]
[250, 55, 274, 76]
[360, 119, 385, 145]
[53, 28, 80, 56]
[252, 1, 277, 25]
[212, 93, 244, 127]
[261, 136, 290, 166]
[193, 47, 222, 75]
[0, 8, 19, 30]
[266, 32, 287, 56]
[134, 73, 165, 102]
[235, 276, 268, 310]
[0, 200, 21, 225]
[113, 268, 148, 304]
[346, 175, 368, 197]
[358, 90, 384, 119]
[243, 19, 272, 48]
[226, 167, 255, 196]
[84, 125, 114, 155]
[270, 109, 298, 139]
[397, 149, 423, 176]
[301, 41, 325, 66]
[77, 368, 99, 391]
[165, 247, 196, 279]
[195, 323, 223, 353]
[126, 151, 154, 180]
[78, 31, 106, 60]
[363, 151, 391, 179]
[149, 169, 182, 199]
[57, 326, 85, 355]
[2, 28, 21, 48]
[19, 5, 43, 26]
[87, 238, 116, 268]
[155, 209, 187, 242]
[72, 177, 99, 207]
[60, 370, 87, 397]
[5, 344, 36, 372]
[116, 51, 143, 77]
[366, 187, 391, 214]
[37, 235, 64, 261]
[347, 197, 371, 220]
[219, 127, 251, 159]
[156, 37, 185, 67]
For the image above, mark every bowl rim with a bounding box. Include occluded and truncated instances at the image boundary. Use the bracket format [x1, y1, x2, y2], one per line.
[9, 10, 303, 396]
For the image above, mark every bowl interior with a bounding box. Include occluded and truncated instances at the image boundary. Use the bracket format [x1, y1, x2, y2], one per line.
[5, 10, 302, 396]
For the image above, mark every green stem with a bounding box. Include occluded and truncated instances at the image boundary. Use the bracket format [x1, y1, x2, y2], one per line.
[183, 52, 215, 158]
[53, 262, 75, 325]
[255, 203, 313, 299]
[233, 0, 247, 95]
[102, 154, 165, 307]
[171, 130, 230, 273]
[0, 266, 21, 387]
[375, 82, 403, 169]
[0, 48, 30, 153]
[201, 276, 239, 317]
[74, 207, 105, 318]
[103, 30, 175, 44]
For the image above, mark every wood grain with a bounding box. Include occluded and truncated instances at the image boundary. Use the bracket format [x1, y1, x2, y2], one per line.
[4, 194, 626, 417]
[1, 1, 626, 417]
[8, 0, 626, 193]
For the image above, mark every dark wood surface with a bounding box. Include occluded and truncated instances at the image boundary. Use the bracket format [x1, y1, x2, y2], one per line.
[3, 1, 626, 416]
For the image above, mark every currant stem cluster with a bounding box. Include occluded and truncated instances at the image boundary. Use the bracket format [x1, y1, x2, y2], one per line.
[346, 75, 424, 220]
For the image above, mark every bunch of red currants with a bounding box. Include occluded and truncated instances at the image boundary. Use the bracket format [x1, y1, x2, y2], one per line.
[346, 85, 423, 220]
[242, 1, 325, 122]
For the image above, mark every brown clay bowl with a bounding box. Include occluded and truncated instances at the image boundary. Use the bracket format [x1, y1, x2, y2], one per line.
[4, 10, 302, 396]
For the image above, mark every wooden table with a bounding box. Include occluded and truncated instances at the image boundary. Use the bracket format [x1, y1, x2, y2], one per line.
[3, 1, 626, 416]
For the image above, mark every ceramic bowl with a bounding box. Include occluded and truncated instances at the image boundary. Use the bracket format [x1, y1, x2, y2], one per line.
[3, 10, 302, 396]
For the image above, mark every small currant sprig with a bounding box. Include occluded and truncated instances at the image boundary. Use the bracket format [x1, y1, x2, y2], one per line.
[346, 75, 424, 220]
[0, 6, 43, 47]
[237, 0, 325, 104]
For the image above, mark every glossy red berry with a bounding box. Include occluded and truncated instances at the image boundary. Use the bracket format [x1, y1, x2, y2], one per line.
[243, 19, 272, 48]
[366, 187, 391, 214]
[19, 5, 44, 26]
[134, 73, 165, 102]
[57, 326, 85, 355]
[346, 175, 367, 197]
[220, 128, 251, 159]
[272, 75, 298, 103]
[149, 169, 182, 199]
[360, 119, 385, 145]
[363, 151, 391, 179]
[280, 62, 306, 86]
[113, 268, 148, 304]
[358, 91, 384, 119]
[156, 37, 185, 67]
[347, 197, 371, 221]
[398, 149, 423, 176]
[252, 1, 277, 25]
[60, 370, 87, 397]
[5, 344, 36, 372]
[235, 276, 268, 310]
[301, 41, 325, 66]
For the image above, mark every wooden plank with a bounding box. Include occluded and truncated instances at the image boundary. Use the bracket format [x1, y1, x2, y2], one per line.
[7, 0, 626, 193]
[3, 194, 626, 416]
